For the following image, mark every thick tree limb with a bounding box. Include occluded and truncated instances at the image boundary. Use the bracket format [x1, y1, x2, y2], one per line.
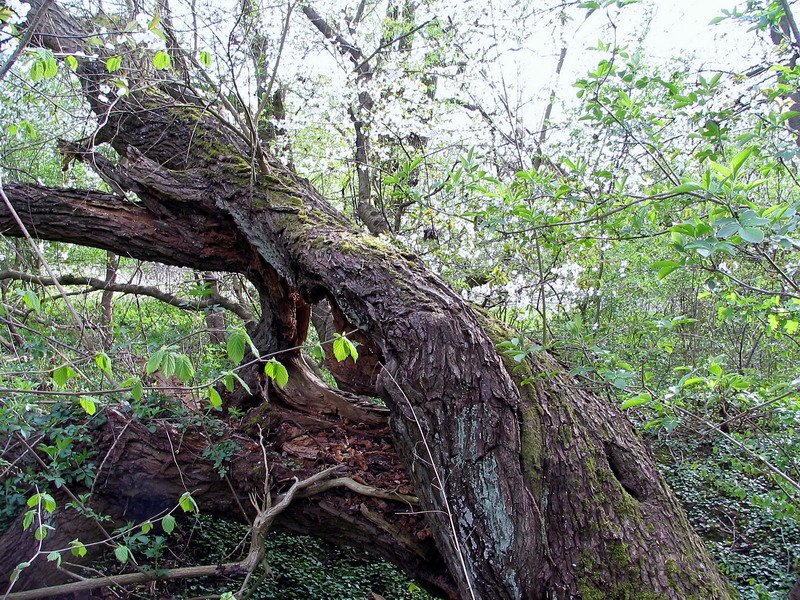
[0, 184, 253, 274]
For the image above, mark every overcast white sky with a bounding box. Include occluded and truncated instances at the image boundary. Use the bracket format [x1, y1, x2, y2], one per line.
[488, 0, 767, 142]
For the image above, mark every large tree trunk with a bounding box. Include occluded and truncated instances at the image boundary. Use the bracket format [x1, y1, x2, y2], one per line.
[0, 2, 735, 598]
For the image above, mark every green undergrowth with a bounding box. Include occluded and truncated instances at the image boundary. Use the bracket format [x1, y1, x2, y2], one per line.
[658, 436, 800, 599]
[174, 517, 432, 599]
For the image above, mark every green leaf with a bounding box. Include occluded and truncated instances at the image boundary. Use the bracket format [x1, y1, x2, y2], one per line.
[114, 545, 130, 563]
[786, 320, 799, 335]
[227, 329, 249, 364]
[41, 493, 56, 513]
[738, 209, 769, 227]
[708, 363, 723, 376]
[657, 263, 681, 279]
[21, 290, 41, 313]
[131, 379, 143, 401]
[174, 354, 195, 382]
[105, 55, 122, 73]
[161, 352, 177, 378]
[265, 359, 289, 389]
[768, 314, 779, 330]
[179, 492, 198, 513]
[44, 57, 57, 78]
[739, 226, 764, 243]
[65, 55, 79, 70]
[79, 396, 97, 416]
[30, 61, 45, 82]
[666, 182, 702, 195]
[620, 393, 650, 410]
[207, 387, 222, 409]
[22, 510, 34, 530]
[34, 525, 50, 541]
[332, 337, 348, 362]
[52, 365, 75, 387]
[730, 146, 755, 176]
[153, 50, 171, 70]
[230, 372, 251, 395]
[162, 514, 176, 533]
[70, 539, 87, 557]
[10, 562, 30, 584]
[148, 11, 161, 30]
[199, 50, 212, 67]
[309, 342, 325, 362]
[716, 221, 739, 239]
[223, 372, 235, 392]
[141, 521, 153, 533]
[95, 352, 113, 377]
[47, 551, 61, 566]
[332, 334, 359, 362]
[146, 348, 165, 375]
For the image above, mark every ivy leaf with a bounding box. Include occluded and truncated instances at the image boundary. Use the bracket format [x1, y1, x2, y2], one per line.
[265, 359, 289, 389]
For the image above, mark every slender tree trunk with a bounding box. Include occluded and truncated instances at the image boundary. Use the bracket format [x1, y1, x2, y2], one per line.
[99, 251, 118, 349]
[201, 272, 227, 344]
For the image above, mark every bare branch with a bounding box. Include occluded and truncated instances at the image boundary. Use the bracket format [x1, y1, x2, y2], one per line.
[0, 269, 255, 323]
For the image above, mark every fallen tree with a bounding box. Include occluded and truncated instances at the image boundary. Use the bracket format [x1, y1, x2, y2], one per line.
[0, 1, 735, 598]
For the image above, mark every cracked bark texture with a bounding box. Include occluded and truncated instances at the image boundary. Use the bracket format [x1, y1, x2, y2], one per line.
[0, 1, 737, 598]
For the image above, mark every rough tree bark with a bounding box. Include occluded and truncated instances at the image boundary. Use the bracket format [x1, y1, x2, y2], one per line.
[0, 1, 736, 598]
